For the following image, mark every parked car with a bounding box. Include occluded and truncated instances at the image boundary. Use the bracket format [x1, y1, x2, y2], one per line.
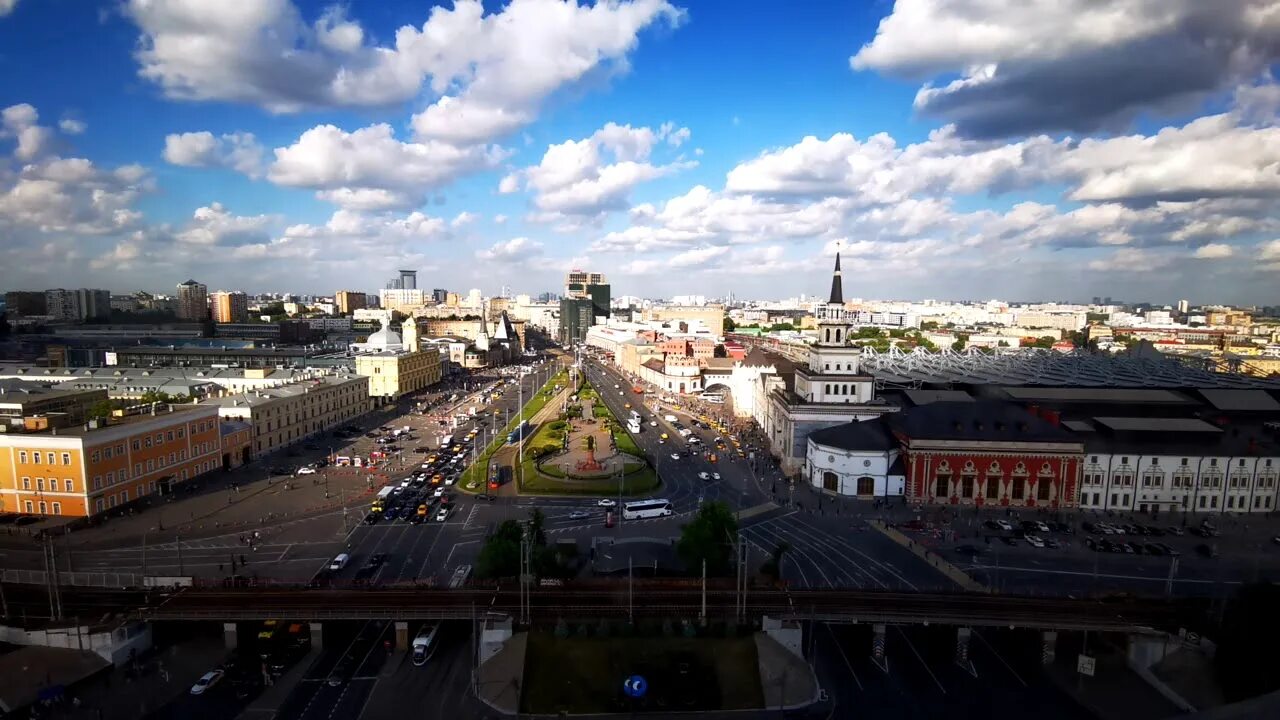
[1166, 526, 1185, 536]
[995, 519, 1013, 532]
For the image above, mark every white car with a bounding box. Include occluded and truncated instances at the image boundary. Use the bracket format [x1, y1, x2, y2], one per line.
[190, 669, 224, 695]
[698, 472, 711, 480]
[712, 473, 721, 481]
[670, 453, 680, 460]
[597, 498, 616, 508]
[649, 421, 658, 427]
[1034, 521, 1051, 533]
[444, 477, 456, 486]
[569, 510, 590, 520]
[1025, 535, 1045, 548]
[295, 466, 317, 475]
[995, 519, 1013, 532]
[435, 508, 449, 522]
[433, 487, 445, 497]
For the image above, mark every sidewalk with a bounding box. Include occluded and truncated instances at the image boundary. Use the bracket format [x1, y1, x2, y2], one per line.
[477, 631, 526, 715]
[755, 633, 819, 711]
[55, 635, 228, 720]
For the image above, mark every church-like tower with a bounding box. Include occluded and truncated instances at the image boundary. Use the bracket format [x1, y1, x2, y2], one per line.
[793, 253, 870, 402]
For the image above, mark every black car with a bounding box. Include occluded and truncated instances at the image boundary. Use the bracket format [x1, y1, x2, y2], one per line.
[304, 443, 321, 451]
[983, 520, 1002, 531]
[954, 544, 984, 556]
[365, 553, 389, 570]
[363, 513, 380, 525]
[270, 466, 291, 476]
[1000, 536, 1018, 546]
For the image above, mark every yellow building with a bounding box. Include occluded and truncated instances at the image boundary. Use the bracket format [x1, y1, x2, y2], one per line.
[210, 291, 249, 323]
[204, 374, 371, 455]
[640, 304, 726, 333]
[335, 290, 367, 315]
[355, 351, 440, 402]
[0, 404, 222, 517]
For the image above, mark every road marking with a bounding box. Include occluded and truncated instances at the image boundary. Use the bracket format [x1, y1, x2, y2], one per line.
[463, 504, 480, 530]
[894, 626, 946, 695]
[961, 563, 1240, 584]
[824, 623, 863, 691]
[277, 544, 294, 562]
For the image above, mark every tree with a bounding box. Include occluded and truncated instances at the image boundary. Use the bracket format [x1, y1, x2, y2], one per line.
[722, 316, 736, 333]
[767, 322, 795, 332]
[87, 400, 116, 421]
[1216, 583, 1280, 701]
[920, 321, 939, 331]
[476, 520, 524, 578]
[951, 339, 966, 352]
[676, 501, 738, 577]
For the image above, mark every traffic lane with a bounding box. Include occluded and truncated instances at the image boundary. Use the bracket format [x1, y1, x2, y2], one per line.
[740, 513, 957, 591]
[281, 621, 388, 720]
[75, 541, 340, 581]
[359, 622, 476, 720]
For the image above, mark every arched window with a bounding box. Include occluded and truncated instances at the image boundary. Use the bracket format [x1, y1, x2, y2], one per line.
[822, 471, 839, 492]
[857, 476, 874, 495]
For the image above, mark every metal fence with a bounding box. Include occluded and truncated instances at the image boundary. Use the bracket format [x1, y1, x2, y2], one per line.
[1, 568, 144, 589]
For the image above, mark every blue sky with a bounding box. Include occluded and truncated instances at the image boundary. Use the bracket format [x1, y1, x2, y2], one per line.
[1, 0, 1278, 304]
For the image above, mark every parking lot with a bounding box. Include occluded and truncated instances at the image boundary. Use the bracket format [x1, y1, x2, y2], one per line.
[902, 510, 1280, 597]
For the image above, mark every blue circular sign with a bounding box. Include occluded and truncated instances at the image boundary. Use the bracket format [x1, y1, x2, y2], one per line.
[623, 675, 648, 698]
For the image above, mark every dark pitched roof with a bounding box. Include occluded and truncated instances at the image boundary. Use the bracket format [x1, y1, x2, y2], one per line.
[890, 400, 1077, 443]
[828, 252, 843, 305]
[809, 418, 895, 452]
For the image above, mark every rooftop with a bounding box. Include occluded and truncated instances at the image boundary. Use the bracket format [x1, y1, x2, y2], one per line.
[1091, 417, 1224, 434]
[808, 418, 896, 452]
[0, 378, 104, 401]
[1, 403, 216, 438]
[1196, 389, 1280, 412]
[859, 347, 1280, 390]
[996, 387, 1197, 405]
[890, 400, 1080, 444]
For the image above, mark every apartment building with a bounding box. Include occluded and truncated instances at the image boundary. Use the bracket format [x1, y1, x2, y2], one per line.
[0, 404, 223, 517]
[176, 279, 208, 321]
[335, 290, 367, 315]
[211, 291, 249, 323]
[204, 374, 371, 455]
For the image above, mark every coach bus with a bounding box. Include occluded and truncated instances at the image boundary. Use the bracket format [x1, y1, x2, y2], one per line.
[622, 498, 674, 520]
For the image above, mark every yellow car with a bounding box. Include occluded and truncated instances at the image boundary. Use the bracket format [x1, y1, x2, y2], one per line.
[258, 619, 280, 640]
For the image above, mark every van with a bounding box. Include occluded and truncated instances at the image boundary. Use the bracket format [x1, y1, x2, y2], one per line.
[412, 624, 441, 666]
[328, 553, 350, 571]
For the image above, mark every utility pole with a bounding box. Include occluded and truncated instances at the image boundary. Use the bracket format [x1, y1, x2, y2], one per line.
[628, 554, 634, 625]
[177, 534, 185, 576]
[700, 559, 707, 624]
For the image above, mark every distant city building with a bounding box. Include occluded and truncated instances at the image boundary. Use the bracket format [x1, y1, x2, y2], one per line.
[352, 315, 441, 402]
[175, 279, 208, 321]
[565, 270, 606, 297]
[4, 291, 47, 317]
[642, 304, 726, 334]
[44, 289, 80, 321]
[335, 290, 367, 315]
[211, 291, 249, 323]
[1177, 299, 1190, 314]
[466, 288, 482, 308]
[399, 270, 417, 291]
[204, 374, 370, 456]
[378, 287, 426, 312]
[432, 288, 448, 304]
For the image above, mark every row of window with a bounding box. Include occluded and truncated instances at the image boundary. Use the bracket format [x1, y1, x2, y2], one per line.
[1089, 455, 1274, 468]
[1082, 493, 1276, 511]
[934, 476, 1055, 501]
[1082, 472, 1278, 489]
[16, 450, 73, 466]
[823, 384, 859, 396]
[19, 477, 76, 492]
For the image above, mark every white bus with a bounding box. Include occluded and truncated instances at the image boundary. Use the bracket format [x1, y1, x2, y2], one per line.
[622, 498, 674, 520]
[440, 435, 453, 448]
[626, 418, 641, 434]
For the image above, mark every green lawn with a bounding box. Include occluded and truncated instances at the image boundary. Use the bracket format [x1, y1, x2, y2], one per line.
[519, 459, 658, 495]
[521, 630, 764, 714]
[458, 369, 569, 492]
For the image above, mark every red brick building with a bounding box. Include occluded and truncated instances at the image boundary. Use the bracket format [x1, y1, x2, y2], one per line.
[892, 401, 1084, 508]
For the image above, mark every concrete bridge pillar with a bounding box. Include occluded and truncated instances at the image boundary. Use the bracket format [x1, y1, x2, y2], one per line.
[395, 621, 409, 651]
[223, 623, 238, 650]
[1041, 630, 1057, 664]
[870, 624, 888, 672]
[310, 622, 324, 651]
[955, 627, 976, 677]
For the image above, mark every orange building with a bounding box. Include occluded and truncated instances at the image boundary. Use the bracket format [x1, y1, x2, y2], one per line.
[0, 404, 223, 517]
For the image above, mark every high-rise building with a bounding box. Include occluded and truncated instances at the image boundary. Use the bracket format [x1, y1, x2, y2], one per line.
[4, 291, 47, 316]
[466, 288, 482, 308]
[176, 279, 208, 321]
[559, 297, 594, 345]
[44, 289, 80, 321]
[1177, 298, 1190, 314]
[378, 288, 426, 312]
[211, 291, 249, 323]
[76, 289, 111, 320]
[432, 288, 448, 304]
[399, 270, 418, 291]
[335, 290, 367, 315]
[586, 283, 611, 320]
[565, 270, 606, 298]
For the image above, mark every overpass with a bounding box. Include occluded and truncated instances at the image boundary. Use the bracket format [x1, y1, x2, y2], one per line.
[138, 585, 1184, 634]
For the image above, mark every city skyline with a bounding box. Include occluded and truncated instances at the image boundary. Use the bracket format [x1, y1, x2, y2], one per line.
[1, 1, 1279, 303]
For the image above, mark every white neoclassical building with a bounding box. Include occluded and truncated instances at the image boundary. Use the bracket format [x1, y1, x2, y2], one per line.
[805, 419, 905, 498]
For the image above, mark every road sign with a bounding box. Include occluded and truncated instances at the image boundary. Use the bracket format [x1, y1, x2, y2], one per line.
[623, 675, 648, 698]
[1076, 654, 1096, 677]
